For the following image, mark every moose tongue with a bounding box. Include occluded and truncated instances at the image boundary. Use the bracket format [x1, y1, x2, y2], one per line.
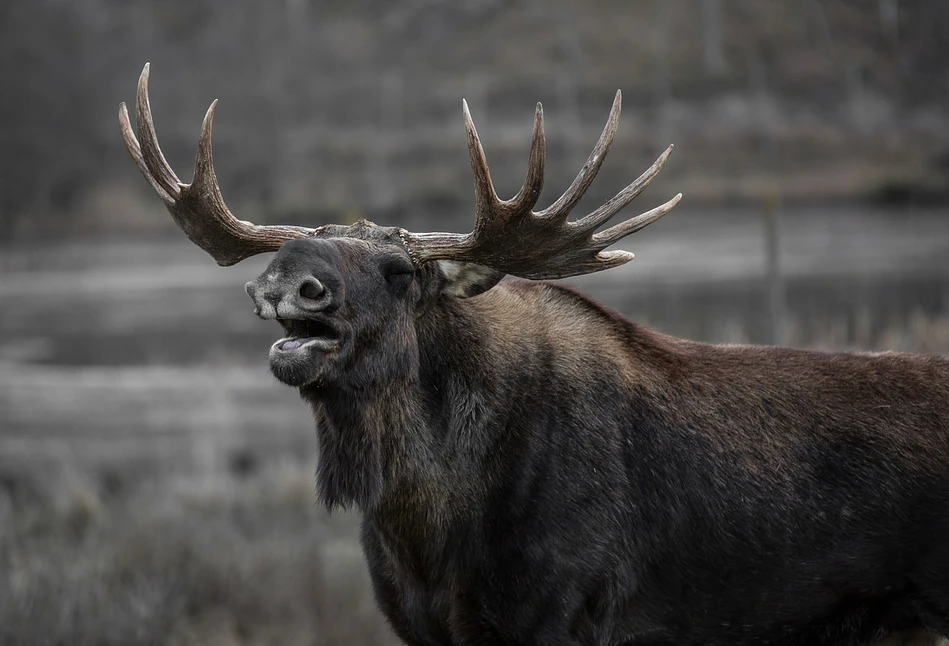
[281, 339, 304, 351]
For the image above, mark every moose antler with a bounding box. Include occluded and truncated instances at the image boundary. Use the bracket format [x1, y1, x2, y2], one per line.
[120, 65, 680, 278]
[119, 63, 319, 266]
[402, 91, 681, 279]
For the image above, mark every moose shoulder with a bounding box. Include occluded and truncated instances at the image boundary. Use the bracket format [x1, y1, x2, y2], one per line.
[120, 65, 949, 645]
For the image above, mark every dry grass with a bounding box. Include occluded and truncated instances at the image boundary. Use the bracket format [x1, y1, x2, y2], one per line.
[0, 466, 398, 646]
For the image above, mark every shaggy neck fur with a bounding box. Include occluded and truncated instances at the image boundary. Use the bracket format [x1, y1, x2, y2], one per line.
[303, 292, 504, 515]
[313, 378, 467, 513]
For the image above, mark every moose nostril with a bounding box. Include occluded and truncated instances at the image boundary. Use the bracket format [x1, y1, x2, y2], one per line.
[299, 278, 325, 301]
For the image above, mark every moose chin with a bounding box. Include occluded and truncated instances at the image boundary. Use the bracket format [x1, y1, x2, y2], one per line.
[120, 63, 949, 646]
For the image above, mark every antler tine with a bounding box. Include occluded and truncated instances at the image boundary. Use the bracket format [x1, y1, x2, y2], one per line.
[591, 192, 682, 249]
[119, 102, 174, 206]
[135, 63, 181, 199]
[535, 89, 621, 221]
[506, 102, 546, 214]
[189, 99, 226, 200]
[120, 64, 319, 266]
[463, 99, 500, 225]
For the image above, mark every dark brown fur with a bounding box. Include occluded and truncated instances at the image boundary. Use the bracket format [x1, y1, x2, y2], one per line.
[245, 234, 949, 646]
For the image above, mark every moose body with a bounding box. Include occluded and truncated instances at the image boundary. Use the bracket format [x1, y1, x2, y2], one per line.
[120, 65, 949, 644]
[303, 272, 949, 645]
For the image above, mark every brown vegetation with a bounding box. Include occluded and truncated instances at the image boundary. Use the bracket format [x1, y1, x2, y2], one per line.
[0, 466, 398, 646]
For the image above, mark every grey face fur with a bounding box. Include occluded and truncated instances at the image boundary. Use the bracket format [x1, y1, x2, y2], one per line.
[244, 223, 501, 390]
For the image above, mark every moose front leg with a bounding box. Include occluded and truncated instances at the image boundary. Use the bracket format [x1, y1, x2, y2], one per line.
[360, 523, 458, 646]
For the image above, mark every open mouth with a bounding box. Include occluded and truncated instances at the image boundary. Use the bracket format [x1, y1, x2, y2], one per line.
[273, 318, 341, 353]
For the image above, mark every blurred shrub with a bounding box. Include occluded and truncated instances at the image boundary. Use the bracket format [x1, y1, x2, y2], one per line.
[0, 467, 397, 646]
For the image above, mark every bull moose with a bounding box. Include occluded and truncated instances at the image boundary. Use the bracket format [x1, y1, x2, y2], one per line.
[119, 64, 949, 645]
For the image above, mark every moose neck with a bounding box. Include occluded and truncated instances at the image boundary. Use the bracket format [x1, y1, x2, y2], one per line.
[308, 380, 426, 511]
[305, 294, 503, 516]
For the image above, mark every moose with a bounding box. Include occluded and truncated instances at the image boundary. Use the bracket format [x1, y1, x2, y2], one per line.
[120, 65, 949, 645]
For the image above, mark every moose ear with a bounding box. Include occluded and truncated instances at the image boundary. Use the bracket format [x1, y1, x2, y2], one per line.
[437, 260, 505, 298]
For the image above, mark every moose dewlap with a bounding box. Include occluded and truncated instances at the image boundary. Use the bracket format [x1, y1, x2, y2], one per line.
[120, 64, 949, 646]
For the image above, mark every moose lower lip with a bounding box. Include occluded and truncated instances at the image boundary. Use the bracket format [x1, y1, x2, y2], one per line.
[272, 336, 339, 353]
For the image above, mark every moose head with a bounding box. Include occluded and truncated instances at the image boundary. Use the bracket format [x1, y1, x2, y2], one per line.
[119, 63, 680, 394]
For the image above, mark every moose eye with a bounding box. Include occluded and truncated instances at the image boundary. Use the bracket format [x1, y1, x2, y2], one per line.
[380, 257, 415, 287]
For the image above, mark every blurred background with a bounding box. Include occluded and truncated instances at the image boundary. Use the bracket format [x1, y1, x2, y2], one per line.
[1, 1, 948, 644]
